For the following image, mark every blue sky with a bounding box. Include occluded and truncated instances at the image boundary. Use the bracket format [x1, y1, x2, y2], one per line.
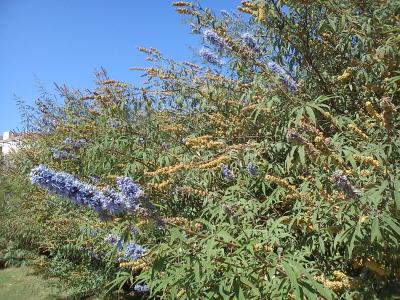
[0, 0, 238, 133]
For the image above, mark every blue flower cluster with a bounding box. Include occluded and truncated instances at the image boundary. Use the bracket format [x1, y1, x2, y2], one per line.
[246, 162, 257, 177]
[331, 170, 360, 198]
[222, 204, 237, 221]
[50, 137, 86, 160]
[220, 10, 231, 18]
[29, 165, 148, 216]
[116, 177, 143, 211]
[94, 187, 126, 214]
[104, 234, 146, 262]
[104, 233, 124, 251]
[30, 165, 95, 206]
[286, 129, 304, 144]
[63, 137, 86, 148]
[125, 242, 146, 260]
[104, 233, 120, 245]
[108, 118, 122, 129]
[220, 164, 235, 181]
[203, 29, 228, 51]
[241, 32, 259, 53]
[267, 61, 298, 92]
[199, 48, 222, 66]
[50, 147, 71, 160]
[133, 284, 149, 293]
[33, 117, 57, 134]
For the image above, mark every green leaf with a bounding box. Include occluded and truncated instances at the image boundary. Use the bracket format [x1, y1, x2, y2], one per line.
[349, 222, 361, 257]
[298, 146, 306, 165]
[393, 179, 400, 210]
[283, 261, 300, 299]
[305, 106, 316, 124]
[371, 217, 382, 243]
[193, 261, 200, 282]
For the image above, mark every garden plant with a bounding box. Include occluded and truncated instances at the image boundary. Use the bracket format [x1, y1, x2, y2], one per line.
[1, 0, 400, 299]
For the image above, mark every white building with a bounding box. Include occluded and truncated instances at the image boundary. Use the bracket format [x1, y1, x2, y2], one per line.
[0, 131, 22, 155]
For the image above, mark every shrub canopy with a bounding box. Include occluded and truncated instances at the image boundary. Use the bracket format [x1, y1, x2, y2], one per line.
[2, 0, 400, 299]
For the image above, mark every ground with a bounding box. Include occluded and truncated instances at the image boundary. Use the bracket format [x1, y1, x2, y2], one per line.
[0, 266, 66, 300]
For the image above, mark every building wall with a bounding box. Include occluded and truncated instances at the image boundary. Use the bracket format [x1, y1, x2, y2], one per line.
[1, 131, 21, 155]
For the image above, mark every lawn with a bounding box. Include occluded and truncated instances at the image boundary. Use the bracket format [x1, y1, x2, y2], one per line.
[0, 266, 65, 300]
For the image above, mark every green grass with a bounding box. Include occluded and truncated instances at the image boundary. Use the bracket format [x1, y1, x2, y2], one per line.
[0, 266, 66, 300]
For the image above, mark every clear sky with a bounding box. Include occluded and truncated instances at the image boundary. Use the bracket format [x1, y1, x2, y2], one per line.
[0, 0, 238, 133]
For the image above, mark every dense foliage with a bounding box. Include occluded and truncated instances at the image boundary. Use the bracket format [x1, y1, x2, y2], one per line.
[1, 0, 400, 298]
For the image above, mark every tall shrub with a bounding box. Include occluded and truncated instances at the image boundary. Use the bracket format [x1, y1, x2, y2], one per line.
[3, 0, 400, 299]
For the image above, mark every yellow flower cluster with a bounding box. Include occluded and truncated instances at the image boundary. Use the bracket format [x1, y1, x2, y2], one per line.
[353, 257, 390, 277]
[253, 243, 274, 253]
[320, 189, 334, 202]
[314, 136, 332, 154]
[365, 101, 384, 124]
[314, 271, 352, 292]
[281, 217, 314, 232]
[175, 8, 194, 15]
[207, 113, 226, 127]
[136, 219, 151, 227]
[197, 141, 225, 150]
[145, 68, 176, 80]
[119, 258, 149, 272]
[145, 163, 191, 177]
[265, 175, 295, 191]
[184, 134, 225, 149]
[203, 73, 235, 84]
[347, 123, 369, 141]
[145, 153, 230, 177]
[300, 118, 324, 138]
[237, 6, 254, 15]
[360, 169, 372, 177]
[236, 82, 253, 92]
[256, 3, 267, 23]
[337, 68, 351, 81]
[238, 1, 266, 22]
[148, 180, 171, 190]
[172, 1, 192, 7]
[160, 124, 187, 134]
[176, 289, 186, 298]
[164, 217, 203, 231]
[80, 95, 95, 100]
[197, 155, 230, 169]
[237, 1, 256, 15]
[323, 111, 335, 123]
[184, 135, 213, 147]
[352, 154, 380, 168]
[241, 104, 271, 114]
[380, 97, 395, 131]
[305, 141, 321, 158]
[329, 154, 345, 168]
[137, 47, 152, 55]
[182, 61, 200, 69]
[101, 79, 117, 85]
[365, 259, 391, 277]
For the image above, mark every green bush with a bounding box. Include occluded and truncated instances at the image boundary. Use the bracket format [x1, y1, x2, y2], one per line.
[2, 0, 400, 299]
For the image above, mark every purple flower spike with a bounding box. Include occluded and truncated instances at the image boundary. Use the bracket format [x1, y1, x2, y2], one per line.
[203, 29, 228, 51]
[199, 48, 222, 66]
[220, 164, 235, 181]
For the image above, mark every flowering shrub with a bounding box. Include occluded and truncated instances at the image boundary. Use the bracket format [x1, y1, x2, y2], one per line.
[2, 0, 400, 299]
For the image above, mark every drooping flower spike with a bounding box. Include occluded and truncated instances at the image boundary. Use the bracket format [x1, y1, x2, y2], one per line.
[29, 165, 150, 216]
